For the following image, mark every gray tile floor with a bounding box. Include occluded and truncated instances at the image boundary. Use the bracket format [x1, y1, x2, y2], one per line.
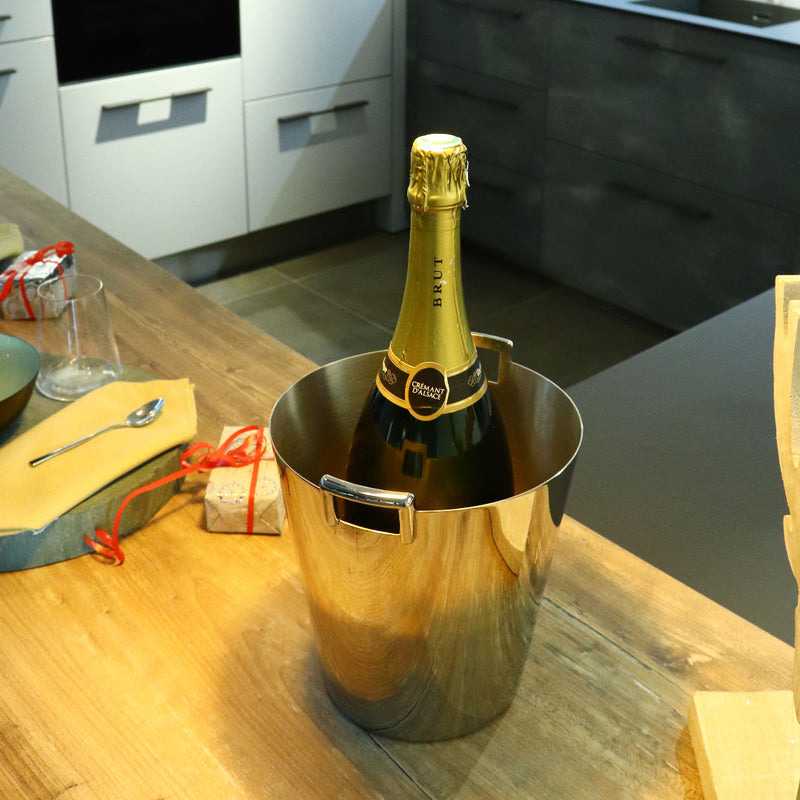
[197, 232, 672, 388]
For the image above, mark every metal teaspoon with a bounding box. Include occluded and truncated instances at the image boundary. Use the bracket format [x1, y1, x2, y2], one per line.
[29, 397, 166, 467]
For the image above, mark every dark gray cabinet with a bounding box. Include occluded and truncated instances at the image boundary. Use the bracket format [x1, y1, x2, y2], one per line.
[417, 0, 551, 87]
[547, 3, 800, 214]
[542, 142, 798, 329]
[411, 0, 548, 268]
[416, 61, 545, 179]
[543, 1, 800, 328]
[409, 0, 800, 329]
[463, 157, 543, 268]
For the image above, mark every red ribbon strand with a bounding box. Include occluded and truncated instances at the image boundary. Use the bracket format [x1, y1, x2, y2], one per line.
[85, 425, 269, 565]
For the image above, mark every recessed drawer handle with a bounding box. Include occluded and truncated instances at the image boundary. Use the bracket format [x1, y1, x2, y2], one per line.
[0, 67, 16, 77]
[0, 15, 11, 21]
[615, 35, 726, 66]
[101, 86, 212, 111]
[606, 180, 712, 221]
[277, 99, 369, 125]
[434, 84, 519, 111]
[438, 0, 523, 19]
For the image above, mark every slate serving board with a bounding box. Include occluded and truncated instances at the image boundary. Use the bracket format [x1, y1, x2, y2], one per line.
[0, 367, 184, 571]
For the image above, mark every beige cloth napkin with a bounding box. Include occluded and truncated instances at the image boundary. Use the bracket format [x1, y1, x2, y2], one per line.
[0, 223, 24, 261]
[1, 379, 197, 532]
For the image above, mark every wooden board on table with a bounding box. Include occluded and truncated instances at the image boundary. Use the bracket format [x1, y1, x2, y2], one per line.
[689, 691, 800, 800]
[0, 366, 182, 571]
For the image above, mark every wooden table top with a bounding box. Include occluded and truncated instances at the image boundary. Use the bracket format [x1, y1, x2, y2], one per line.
[0, 167, 793, 798]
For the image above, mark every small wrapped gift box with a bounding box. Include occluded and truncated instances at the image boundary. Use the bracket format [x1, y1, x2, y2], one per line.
[0, 242, 76, 320]
[205, 426, 285, 535]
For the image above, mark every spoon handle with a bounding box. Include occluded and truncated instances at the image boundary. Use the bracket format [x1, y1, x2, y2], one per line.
[29, 423, 124, 467]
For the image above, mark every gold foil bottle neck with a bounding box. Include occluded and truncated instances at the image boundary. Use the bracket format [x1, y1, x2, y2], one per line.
[407, 133, 468, 211]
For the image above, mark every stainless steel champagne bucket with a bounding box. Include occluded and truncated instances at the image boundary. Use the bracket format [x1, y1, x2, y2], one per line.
[269, 335, 582, 741]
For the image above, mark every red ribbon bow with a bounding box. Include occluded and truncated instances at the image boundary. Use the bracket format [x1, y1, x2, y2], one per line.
[0, 241, 74, 318]
[85, 425, 271, 565]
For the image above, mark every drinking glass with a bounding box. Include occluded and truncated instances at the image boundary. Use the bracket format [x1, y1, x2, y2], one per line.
[35, 274, 121, 401]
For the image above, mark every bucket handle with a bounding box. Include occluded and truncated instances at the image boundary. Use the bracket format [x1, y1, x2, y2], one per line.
[472, 332, 513, 385]
[320, 474, 416, 544]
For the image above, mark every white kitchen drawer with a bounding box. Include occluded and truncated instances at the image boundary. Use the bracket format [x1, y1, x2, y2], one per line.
[0, 38, 67, 204]
[59, 59, 248, 259]
[245, 77, 392, 230]
[0, 0, 52, 44]
[240, 0, 392, 100]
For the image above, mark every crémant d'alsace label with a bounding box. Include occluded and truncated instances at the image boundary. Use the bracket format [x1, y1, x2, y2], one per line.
[377, 350, 487, 421]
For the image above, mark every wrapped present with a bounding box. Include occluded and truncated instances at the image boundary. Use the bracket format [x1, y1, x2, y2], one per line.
[0, 241, 76, 320]
[205, 426, 285, 535]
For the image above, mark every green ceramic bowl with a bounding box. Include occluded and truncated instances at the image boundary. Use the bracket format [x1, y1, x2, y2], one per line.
[0, 333, 39, 433]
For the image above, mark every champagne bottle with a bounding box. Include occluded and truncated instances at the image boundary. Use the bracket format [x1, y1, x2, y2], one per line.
[344, 133, 514, 532]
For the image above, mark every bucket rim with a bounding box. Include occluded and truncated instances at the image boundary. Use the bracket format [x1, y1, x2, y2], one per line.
[268, 348, 583, 510]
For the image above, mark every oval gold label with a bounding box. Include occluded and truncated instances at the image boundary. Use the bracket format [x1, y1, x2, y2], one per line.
[406, 364, 449, 420]
[377, 351, 486, 419]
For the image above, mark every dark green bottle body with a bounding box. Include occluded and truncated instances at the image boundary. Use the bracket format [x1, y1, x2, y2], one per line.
[344, 380, 514, 532]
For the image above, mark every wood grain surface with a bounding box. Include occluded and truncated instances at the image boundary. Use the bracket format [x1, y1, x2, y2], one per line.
[774, 275, 800, 721]
[0, 167, 793, 798]
[689, 691, 800, 799]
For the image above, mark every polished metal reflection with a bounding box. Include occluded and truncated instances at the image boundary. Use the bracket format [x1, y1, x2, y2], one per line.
[270, 344, 582, 741]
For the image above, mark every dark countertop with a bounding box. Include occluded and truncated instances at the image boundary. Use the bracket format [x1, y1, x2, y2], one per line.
[566, 289, 796, 643]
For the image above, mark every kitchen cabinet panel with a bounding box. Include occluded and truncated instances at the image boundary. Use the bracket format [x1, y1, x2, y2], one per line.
[542, 142, 796, 330]
[0, 0, 52, 44]
[410, 0, 550, 272]
[245, 78, 392, 230]
[408, 0, 800, 325]
[418, 0, 551, 89]
[240, 0, 392, 100]
[548, 2, 800, 213]
[462, 158, 541, 269]
[415, 60, 545, 180]
[60, 58, 247, 259]
[0, 38, 67, 204]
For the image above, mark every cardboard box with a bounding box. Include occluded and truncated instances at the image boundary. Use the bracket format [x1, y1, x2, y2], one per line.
[204, 426, 284, 535]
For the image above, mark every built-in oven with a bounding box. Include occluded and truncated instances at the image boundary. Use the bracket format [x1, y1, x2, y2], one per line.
[50, 0, 240, 84]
